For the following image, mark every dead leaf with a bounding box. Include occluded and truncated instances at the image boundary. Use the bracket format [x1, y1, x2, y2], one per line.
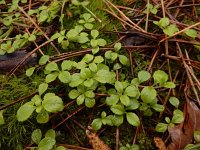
[154, 137, 167, 150]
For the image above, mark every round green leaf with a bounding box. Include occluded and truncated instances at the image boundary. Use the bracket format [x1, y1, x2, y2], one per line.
[26, 67, 36, 77]
[124, 85, 140, 98]
[119, 55, 128, 65]
[84, 23, 93, 29]
[45, 129, 56, 139]
[184, 29, 197, 39]
[58, 71, 71, 83]
[111, 115, 124, 126]
[94, 70, 116, 84]
[155, 123, 168, 132]
[141, 86, 157, 103]
[54, 146, 66, 150]
[42, 93, 64, 113]
[84, 90, 95, 98]
[126, 99, 139, 110]
[106, 94, 120, 106]
[163, 82, 176, 88]
[120, 95, 130, 106]
[77, 94, 85, 105]
[39, 55, 49, 65]
[97, 38, 107, 47]
[90, 39, 98, 47]
[84, 79, 94, 87]
[169, 97, 179, 108]
[28, 34, 36, 41]
[69, 73, 84, 87]
[126, 112, 140, 127]
[36, 110, 49, 124]
[32, 129, 42, 144]
[115, 81, 124, 93]
[80, 68, 91, 79]
[138, 70, 151, 83]
[82, 54, 94, 63]
[114, 42, 121, 52]
[91, 30, 99, 39]
[93, 56, 104, 64]
[89, 63, 97, 72]
[69, 89, 80, 99]
[171, 109, 184, 124]
[105, 51, 112, 59]
[92, 47, 100, 54]
[45, 62, 59, 72]
[38, 137, 56, 150]
[45, 73, 58, 83]
[85, 98, 95, 108]
[17, 104, 36, 122]
[110, 52, 118, 61]
[153, 70, 168, 84]
[111, 104, 125, 115]
[38, 83, 48, 96]
[61, 60, 74, 71]
[91, 118, 102, 131]
[151, 104, 164, 112]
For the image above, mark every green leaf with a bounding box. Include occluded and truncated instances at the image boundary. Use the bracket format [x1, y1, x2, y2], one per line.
[138, 70, 151, 83]
[85, 98, 95, 108]
[84, 90, 95, 98]
[151, 104, 164, 112]
[82, 13, 91, 20]
[69, 89, 80, 99]
[105, 51, 112, 59]
[155, 123, 168, 132]
[131, 78, 140, 86]
[91, 30, 99, 39]
[45, 62, 59, 72]
[163, 24, 179, 36]
[89, 63, 97, 72]
[114, 42, 121, 52]
[124, 85, 140, 98]
[91, 118, 102, 131]
[39, 55, 49, 65]
[94, 70, 116, 84]
[38, 10, 48, 23]
[61, 40, 69, 49]
[26, 67, 36, 77]
[163, 82, 176, 88]
[141, 86, 157, 103]
[120, 95, 130, 106]
[93, 56, 104, 64]
[118, 55, 128, 65]
[110, 52, 118, 61]
[42, 93, 64, 112]
[126, 99, 140, 110]
[66, 29, 79, 40]
[90, 39, 98, 47]
[184, 29, 197, 39]
[77, 94, 85, 105]
[126, 112, 140, 127]
[45, 129, 56, 139]
[53, 146, 67, 150]
[92, 47, 100, 54]
[36, 110, 49, 124]
[61, 60, 74, 71]
[97, 38, 107, 46]
[115, 81, 124, 93]
[38, 137, 56, 150]
[17, 104, 36, 121]
[50, 32, 61, 40]
[80, 68, 91, 79]
[111, 104, 125, 115]
[171, 109, 184, 124]
[165, 117, 171, 123]
[28, 34, 36, 41]
[58, 36, 64, 43]
[45, 73, 58, 83]
[153, 17, 169, 28]
[111, 115, 124, 126]
[38, 83, 48, 96]
[84, 23, 93, 29]
[32, 129, 42, 144]
[169, 97, 179, 108]
[84, 79, 94, 87]
[0, 110, 4, 125]
[194, 131, 200, 143]
[153, 70, 168, 84]
[58, 71, 71, 83]
[82, 54, 94, 63]
[106, 94, 120, 106]
[69, 73, 84, 87]
[77, 33, 89, 43]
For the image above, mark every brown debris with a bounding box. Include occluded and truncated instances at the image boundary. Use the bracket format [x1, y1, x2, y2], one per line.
[154, 137, 167, 150]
